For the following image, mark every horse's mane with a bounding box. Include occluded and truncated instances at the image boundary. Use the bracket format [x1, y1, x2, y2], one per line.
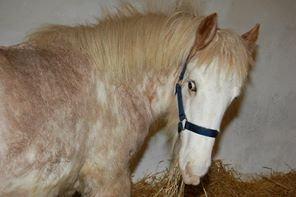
[27, 0, 251, 86]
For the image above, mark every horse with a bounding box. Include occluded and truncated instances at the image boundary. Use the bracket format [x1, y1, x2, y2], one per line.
[0, 1, 259, 196]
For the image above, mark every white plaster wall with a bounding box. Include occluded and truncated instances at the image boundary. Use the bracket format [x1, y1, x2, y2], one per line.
[0, 0, 101, 46]
[1, 0, 295, 181]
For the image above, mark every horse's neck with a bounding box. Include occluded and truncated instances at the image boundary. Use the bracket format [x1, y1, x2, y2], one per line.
[90, 15, 183, 120]
[92, 72, 176, 161]
[111, 71, 177, 124]
[85, 16, 184, 162]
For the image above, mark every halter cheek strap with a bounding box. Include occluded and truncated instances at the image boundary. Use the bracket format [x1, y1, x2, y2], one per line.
[175, 63, 219, 138]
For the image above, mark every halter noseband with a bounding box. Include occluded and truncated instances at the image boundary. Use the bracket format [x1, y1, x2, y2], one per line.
[175, 58, 219, 138]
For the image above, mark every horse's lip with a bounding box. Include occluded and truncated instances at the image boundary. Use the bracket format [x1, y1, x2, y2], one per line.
[180, 167, 201, 186]
[182, 173, 200, 185]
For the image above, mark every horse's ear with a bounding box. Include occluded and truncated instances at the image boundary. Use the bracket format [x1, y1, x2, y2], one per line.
[194, 13, 218, 51]
[241, 24, 260, 51]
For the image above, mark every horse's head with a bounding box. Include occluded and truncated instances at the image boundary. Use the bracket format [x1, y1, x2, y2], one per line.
[177, 13, 259, 185]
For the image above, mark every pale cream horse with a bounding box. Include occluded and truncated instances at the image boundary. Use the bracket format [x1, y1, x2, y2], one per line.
[0, 2, 259, 197]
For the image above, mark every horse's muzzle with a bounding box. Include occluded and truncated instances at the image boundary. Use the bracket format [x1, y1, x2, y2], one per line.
[181, 162, 201, 185]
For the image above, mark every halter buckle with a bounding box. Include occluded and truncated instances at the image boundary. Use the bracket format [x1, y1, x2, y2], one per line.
[178, 119, 187, 133]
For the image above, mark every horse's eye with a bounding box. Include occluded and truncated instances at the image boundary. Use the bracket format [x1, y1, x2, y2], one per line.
[188, 80, 197, 92]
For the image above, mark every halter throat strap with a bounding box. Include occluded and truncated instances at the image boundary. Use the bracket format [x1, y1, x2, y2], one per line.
[175, 62, 219, 138]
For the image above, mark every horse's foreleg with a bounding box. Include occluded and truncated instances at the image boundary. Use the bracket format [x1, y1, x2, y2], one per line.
[78, 164, 131, 197]
[96, 170, 131, 197]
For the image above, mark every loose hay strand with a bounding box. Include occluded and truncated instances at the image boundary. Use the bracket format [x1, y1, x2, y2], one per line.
[132, 160, 296, 197]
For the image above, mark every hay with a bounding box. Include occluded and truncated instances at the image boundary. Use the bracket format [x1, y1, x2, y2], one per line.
[132, 160, 296, 197]
[132, 163, 184, 197]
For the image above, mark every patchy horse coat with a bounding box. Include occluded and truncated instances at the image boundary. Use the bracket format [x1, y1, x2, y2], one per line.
[0, 2, 258, 196]
[0, 44, 97, 195]
[0, 35, 158, 196]
[0, 43, 153, 195]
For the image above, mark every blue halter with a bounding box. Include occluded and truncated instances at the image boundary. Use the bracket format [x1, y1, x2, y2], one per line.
[175, 60, 219, 138]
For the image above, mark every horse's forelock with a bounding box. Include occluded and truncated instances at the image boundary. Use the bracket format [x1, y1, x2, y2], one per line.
[191, 29, 252, 86]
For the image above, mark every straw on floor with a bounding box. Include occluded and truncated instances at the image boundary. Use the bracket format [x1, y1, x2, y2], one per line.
[132, 160, 296, 197]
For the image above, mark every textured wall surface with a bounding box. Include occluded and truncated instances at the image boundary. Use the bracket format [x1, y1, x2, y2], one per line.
[1, 0, 295, 181]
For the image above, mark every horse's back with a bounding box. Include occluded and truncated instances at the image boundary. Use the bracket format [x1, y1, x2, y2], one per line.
[0, 44, 95, 196]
